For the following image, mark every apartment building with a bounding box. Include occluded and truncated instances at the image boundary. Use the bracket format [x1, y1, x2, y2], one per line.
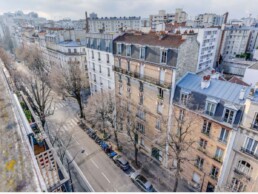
[217, 85, 258, 192]
[84, 33, 116, 93]
[173, 72, 249, 192]
[194, 13, 225, 27]
[112, 31, 199, 165]
[86, 12, 141, 33]
[220, 26, 251, 59]
[176, 27, 220, 72]
[150, 9, 187, 31]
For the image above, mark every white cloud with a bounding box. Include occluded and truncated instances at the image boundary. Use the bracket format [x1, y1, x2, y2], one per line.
[0, 0, 257, 20]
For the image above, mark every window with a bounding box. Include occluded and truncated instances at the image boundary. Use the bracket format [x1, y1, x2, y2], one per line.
[126, 44, 131, 56]
[99, 65, 102, 73]
[192, 172, 201, 184]
[139, 93, 144, 105]
[105, 40, 110, 52]
[127, 77, 130, 86]
[74, 49, 77, 53]
[230, 178, 246, 192]
[156, 118, 161, 130]
[180, 92, 188, 105]
[106, 54, 110, 63]
[199, 138, 207, 149]
[214, 147, 224, 162]
[236, 160, 252, 176]
[108, 80, 111, 89]
[205, 102, 216, 116]
[157, 101, 163, 114]
[195, 156, 204, 170]
[119, 84, 122, 95]
[139, 81, 144, 92]
[68, 48, 71, 53]
[161, 49, 167, 63]
[137, 109, 145, 120]
[252, 113, 258, 129]
[118, 74, 122, 82]
[97, 39, 100, 49]
[107, 68, 110, 77]
[92, 63, 95, 71]
[210, 165, 219, 179]
[117, 43, 122, 54]
[93, 74, 96, 82]
[140, 46, 146, 59]
[137, 123, 145, 133]
[151, 147, 162, 162]
[140, 137, 144, 146]
[179, 109, 184, 121]
[223, 108, 236, 124]
[92, 50, 94, 59]
[219, 128, 229, 143]
[202, 120, 211, 136]
[243, 137, 258, 155]
[100, 77, 103, 85]
[158, 88, 164, 99]
[98, 52, 101, 61]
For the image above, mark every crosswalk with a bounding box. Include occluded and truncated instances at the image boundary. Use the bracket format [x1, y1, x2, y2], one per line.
[53, 101, 68, 110]
[59, 117, 80, 133]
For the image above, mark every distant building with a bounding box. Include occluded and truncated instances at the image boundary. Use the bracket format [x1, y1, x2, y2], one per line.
[243, 62, 258, 86]
[194, 13, 225, 27]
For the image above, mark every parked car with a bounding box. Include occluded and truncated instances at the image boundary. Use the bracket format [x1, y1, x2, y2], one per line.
[108, 151, 117, 158]
[113, 155, 130, 171]
[94, 136, 101, 144]
[130, 172, 156, 192]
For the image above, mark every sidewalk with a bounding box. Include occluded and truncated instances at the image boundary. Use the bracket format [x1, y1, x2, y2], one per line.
[109, 133, 195, 192]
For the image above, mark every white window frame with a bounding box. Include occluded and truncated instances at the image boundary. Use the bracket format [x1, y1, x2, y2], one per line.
[160, 49, 168, 64]
[126, 44, 131, 56]
[205, 100, 217, 116]
[219, 128, 229, 143]
[117, 43, 122, 55]
[140, 46, 146, 59]
[222, 108, 236, 124]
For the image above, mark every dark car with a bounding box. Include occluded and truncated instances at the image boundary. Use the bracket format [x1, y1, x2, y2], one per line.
[113, 155, 130, 171]
[131, 172, 156, 192]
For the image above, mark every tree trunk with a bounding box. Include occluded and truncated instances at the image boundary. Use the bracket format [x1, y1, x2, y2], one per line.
[173, 159, 180, 192]
[114, 129, 119, 148]
[134, 144, 138, 166]
[77, 96, 84, 119]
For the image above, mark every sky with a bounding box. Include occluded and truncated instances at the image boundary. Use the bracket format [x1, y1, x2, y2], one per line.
[0, 0, 257, 21]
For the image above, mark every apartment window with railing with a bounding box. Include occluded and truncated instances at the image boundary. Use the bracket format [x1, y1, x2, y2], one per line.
[107, 68, 110, 77]
[242, 137, 258, 156]
[230, 178, 246, 192]
[218, 128, 229, 143]
[68, 48, 71, 53]
[210, 165, 219, 180]
[202, 120, 211, 136]
[98, 52, 101, 61]
[119, 84, 122, 95]
[158, 88, 164, 99]
[236, 160, 252, 176]
[74, 48, 77, 53]
[137, 122, 145, 134]
[223, 108, 236, 124]
[106, 54, 110, 63]
[105, 40, 110, 52]
[93, 74, 96, 82]
[195, 156, 204, 170]
[139, 81, 144, 92]
[127, 61, 130, 72]
[252, 113, 258, 130]
[97, 39, 100, 49]
[156, 118, 161, 130]
[199, 138, 207, 150]
[137, 109, 145, 120]
[157, 101, 163, 114]
[214, 147, 224, 162]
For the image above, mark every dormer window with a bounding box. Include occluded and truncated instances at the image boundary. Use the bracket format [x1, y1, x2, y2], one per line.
[252, 113, 258, 130]
[223, 108, 236, 124]
[126, 44, 131, 56]
[160, 49, 167, 64]
[140, 46, 146, 60]
[205, 98, 219, 116]
[117, 43, 122, 55]
[180, 90, 190, 106]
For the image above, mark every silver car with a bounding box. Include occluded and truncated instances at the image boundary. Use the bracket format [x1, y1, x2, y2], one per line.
[130, 172, 156, 192]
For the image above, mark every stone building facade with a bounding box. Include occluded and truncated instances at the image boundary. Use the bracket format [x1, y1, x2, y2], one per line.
[173, 72, 250, 192]
[112, 32, 199, 166]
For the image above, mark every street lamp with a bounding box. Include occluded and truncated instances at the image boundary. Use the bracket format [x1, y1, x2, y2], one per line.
[67, 149, 85, 192]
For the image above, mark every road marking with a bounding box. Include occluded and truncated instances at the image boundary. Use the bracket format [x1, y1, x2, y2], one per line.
[63, 126, 68, 131]
[91, 159, 99, 169]
[71, 119, 77, 125]
[101, 172, 111, 183]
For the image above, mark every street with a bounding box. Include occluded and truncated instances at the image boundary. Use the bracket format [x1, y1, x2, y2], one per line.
[46, 97, 140, 192]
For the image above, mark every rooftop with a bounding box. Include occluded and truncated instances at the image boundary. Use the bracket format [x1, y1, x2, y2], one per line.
[249, 62, 258, 70]
[58, 40, 82, 47]
[228, 76, 250, 86]
[114, 32, 185, 48]
[177, 73, 250, 105]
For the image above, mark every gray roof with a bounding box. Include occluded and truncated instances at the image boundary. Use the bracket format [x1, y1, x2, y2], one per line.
[177, 73, 250, 105]
[58, 40, 81, 47]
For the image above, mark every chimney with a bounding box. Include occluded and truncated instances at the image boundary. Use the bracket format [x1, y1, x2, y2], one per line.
[211, 70, 220, 79]
[201, 75, 211, 89]
[239, 87, 246, 100]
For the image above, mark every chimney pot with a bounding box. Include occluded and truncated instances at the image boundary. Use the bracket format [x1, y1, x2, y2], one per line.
[239, 87, 246, 100]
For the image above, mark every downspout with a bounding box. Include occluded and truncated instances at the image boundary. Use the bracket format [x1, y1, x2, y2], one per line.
[165, 69, 176, 168]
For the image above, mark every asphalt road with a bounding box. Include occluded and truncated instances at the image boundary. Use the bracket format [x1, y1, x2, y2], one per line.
[47, 98, 140, 192]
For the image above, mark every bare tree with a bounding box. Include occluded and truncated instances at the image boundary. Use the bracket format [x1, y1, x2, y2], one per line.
[0, 47, 12, 67]
[84, 91, 120, 146]
[168, 106, 198, 192]
[50, 63, 89, 119]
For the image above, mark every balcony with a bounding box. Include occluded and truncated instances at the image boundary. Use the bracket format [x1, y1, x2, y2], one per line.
[218, 137, 227, 145]
[113, 66, 171, 89]
[157, 94, 164, 100]
[197, 146, 207, 154]
[213, 156, 223, 163]
[240, 147, 258, 159]
[194, 163, 203, 171]
[233, 168, 251, 181]
[209, 173, 218, 181]
[201, 130, 210, 137]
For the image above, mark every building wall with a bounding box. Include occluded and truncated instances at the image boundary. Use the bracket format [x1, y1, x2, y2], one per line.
[243, 68, 258, 86]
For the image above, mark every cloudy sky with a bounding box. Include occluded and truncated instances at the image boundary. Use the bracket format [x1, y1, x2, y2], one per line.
[0, 0, 257, 20]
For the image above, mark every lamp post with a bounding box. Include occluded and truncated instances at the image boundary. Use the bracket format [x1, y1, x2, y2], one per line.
[67, 150, 85, 192]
